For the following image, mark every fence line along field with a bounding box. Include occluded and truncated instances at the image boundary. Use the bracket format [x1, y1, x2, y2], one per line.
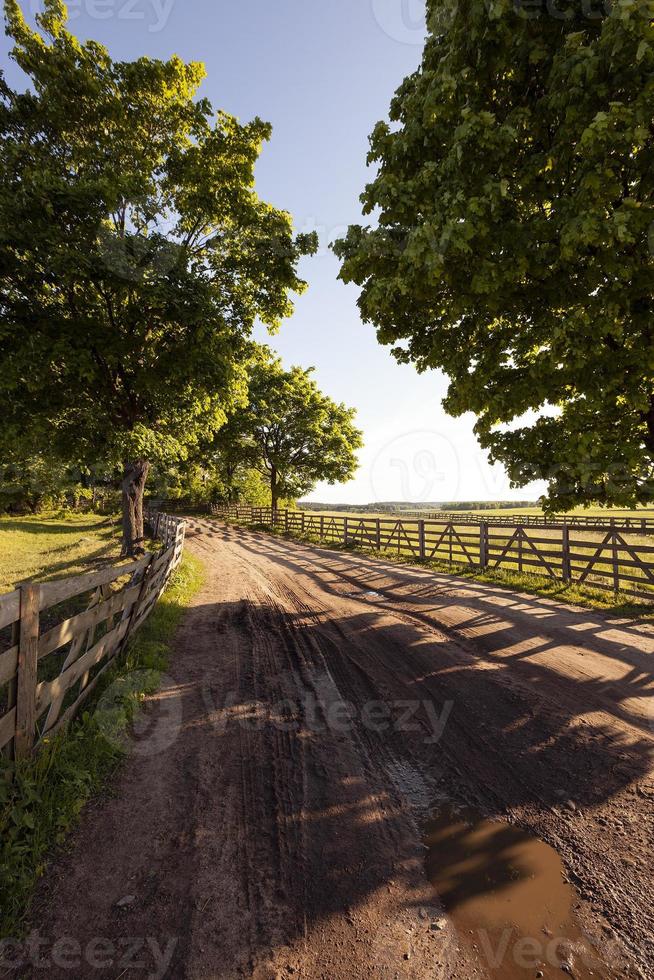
[397, 508, 654, 532]
[212, 505, 654, 603]
[0, 511, 185, 761]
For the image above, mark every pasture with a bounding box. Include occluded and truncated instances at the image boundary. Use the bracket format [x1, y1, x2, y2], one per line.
[317, 505, 654, 520]
[0, 514, 122, 593]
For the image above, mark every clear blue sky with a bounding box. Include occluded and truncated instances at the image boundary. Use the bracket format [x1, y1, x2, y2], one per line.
[1, 0, 543, 504]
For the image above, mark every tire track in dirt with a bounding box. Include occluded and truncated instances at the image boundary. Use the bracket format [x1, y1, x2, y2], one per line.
[14, 519, 653, 979]
[191, 521, 653, 976]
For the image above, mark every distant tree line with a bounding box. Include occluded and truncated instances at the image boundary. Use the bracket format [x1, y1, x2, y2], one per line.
[299, 501, 539, 513]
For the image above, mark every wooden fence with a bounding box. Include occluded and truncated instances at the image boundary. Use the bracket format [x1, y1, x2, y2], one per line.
[211, 505, 654, 602]
[399, 510, 654, 533]
[0, 511, 185, 761]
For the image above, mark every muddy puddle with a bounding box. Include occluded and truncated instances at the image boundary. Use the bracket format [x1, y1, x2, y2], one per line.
[424, 806, 612, 978]
[345, 589, 387, 601]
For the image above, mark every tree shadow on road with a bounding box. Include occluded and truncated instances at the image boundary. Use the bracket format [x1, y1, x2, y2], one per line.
[166, 583, 650, 976]
[224, 523, 654, 737]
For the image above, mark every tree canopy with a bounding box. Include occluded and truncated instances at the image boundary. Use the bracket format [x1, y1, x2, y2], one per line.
[335, 0, 654, 511]
[0, 0, 317, 551]
[213, 348, 363, 510]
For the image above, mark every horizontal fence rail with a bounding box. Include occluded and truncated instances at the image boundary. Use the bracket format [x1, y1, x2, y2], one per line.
[395, 510, 654, 533]
[0, 511, 185, 761]
[210, 505, 654, 602]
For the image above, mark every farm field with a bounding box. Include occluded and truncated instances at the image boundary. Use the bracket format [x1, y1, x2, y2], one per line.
[433, 507, 654, 520]
[0, 514, 122, 593]
[302, 505, 654, 520]
[443, 506, 654, 518]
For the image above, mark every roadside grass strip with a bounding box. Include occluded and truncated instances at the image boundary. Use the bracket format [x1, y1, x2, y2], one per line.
[0, 554, 204, 937]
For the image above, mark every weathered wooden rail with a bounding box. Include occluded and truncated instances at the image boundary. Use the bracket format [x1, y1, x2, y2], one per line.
[211, 505, 654, 602]
[399, 510, 654, 533]
[0, 511, 185, 761]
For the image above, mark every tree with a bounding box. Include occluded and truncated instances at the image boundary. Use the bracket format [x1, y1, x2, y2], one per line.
[335, 0, 654, 511]
[216, 349, 363, 511]
[147, 455, 269, 508]
[0, 1, 317, 553]
[0, 442, 72, 513]
[0, 426, 118, 513]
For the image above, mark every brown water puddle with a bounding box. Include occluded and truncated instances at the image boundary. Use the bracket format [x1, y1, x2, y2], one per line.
[424, 807, 612, 979]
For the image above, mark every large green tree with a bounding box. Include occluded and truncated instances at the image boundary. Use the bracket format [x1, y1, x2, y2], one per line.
[0, 0, 316, 553]
[215, 348, 363, 510]
[335, 0, 654, 510]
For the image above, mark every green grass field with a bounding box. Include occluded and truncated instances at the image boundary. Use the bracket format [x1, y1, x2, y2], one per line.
[0, 514, 122, 593]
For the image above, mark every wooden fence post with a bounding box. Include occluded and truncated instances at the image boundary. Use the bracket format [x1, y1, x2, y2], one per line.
[1, 620, 20, 761]
[376, 518, 382, 552]
[301, 511, 306, 535]
[562, 526, 571, 583]
[121, 555, 154, 647]
[480, 523, 488, 570]
[320, 514, 325, 540]
[15, 583, 40, 759]
[612, 531, 620, 593]
[418, 520, 426, 560]
[344, 517, 349, 547]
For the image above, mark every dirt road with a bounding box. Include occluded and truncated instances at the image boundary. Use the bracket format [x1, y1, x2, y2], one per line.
[16, 519, 654, 979]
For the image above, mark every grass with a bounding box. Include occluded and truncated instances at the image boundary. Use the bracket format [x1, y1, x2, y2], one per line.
[0, 513, 123, 593]
[0, 552, 204, 938]
[238, 519, 654, 617]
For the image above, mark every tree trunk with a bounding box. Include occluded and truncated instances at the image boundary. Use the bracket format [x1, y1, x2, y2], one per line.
[121, 459, 150, 557]
[225, 463, 238, 503]
[644, 393, 654, 454]
[270, 466, 279, 514]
